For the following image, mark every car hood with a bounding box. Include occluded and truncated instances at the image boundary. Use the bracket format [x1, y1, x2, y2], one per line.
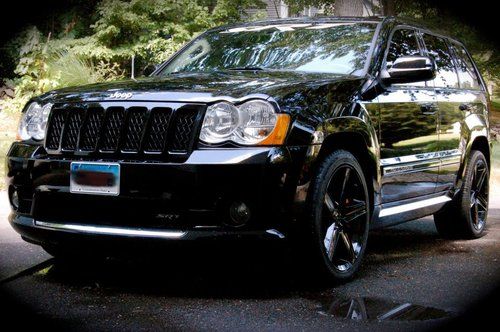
[38, 71, 366, 106]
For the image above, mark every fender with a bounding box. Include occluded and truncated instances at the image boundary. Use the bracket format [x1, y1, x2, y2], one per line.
[294, 103, 382, 207]
[456, 112, 490, 187]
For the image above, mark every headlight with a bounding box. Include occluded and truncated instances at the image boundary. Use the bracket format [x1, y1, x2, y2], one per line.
[199, 102, 239, 143]
[200, 100, 290, 145]
[18, 102, 53, 141]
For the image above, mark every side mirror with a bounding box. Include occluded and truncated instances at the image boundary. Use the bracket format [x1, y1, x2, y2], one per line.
[382, 56, 436, 84]
[142, 64, 158, 77]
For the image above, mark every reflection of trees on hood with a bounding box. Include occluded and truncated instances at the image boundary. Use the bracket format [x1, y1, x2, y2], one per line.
[175, 24, 376, 74]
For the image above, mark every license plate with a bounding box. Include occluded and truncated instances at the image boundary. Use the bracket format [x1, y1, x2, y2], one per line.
[70, 162, 120, 196]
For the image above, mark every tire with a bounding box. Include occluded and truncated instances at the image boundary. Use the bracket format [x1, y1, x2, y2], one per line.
[434, 150, 489, 239]
[306, 150, 371, 281]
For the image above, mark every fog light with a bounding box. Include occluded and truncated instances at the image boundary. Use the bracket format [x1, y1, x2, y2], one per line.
[9, 188, 19, 210]
[228, 201, 251, 227]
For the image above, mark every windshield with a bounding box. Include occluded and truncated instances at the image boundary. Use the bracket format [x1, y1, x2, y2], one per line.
[158, 22, 378, 76]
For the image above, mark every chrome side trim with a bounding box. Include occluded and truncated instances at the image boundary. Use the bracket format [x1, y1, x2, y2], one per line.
[383, 160, 440, 175]
[185, 148, 270, 164]
[380, 149, 461, 167]
[378, 195, 451, 218]
[35, 221, 187, 239]
[266, 229, 285, 239]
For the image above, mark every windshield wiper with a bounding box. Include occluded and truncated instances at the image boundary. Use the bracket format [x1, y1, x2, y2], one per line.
[226, 66, 266, 71]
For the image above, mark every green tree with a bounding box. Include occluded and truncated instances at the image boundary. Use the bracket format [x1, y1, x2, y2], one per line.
[0, 0, 265, 113]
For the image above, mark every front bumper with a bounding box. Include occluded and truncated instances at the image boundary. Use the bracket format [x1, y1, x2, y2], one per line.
[6, 143, 308, 247]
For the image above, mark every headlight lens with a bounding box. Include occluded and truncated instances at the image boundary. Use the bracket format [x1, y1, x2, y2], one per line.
[200, 100, 289, 145]
[18, 102, 53, 141]
[199, 102, 239, 143]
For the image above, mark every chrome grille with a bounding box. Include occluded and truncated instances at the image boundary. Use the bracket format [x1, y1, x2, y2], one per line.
[45, 103, 203, 158]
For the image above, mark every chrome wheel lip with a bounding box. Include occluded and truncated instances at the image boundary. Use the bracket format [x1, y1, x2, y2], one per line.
[322, 165, 368, 273]
[469, 160, 488, 232]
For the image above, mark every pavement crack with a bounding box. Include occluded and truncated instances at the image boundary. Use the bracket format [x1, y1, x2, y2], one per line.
[0, 258, 55, 285]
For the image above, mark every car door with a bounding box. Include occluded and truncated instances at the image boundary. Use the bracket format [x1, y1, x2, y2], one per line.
[378, 27, 439, 203]
[421, 34, 487, 192]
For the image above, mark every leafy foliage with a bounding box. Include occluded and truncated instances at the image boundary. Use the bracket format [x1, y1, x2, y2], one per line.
[0, 0, 265, 114]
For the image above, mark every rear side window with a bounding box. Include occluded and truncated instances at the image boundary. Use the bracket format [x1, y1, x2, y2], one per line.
[422, 34, 459, 88]
[450, 42, 481, 90]
[386, 28, 425, 86]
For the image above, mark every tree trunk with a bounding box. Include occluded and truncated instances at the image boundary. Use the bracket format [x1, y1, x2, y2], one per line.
[381, 0, 395, 16]
[272, 0, 281, 18]
[335, 0, 364, 16]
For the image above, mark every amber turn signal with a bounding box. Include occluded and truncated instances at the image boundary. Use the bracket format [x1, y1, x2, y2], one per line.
[259, 114, 291, 146]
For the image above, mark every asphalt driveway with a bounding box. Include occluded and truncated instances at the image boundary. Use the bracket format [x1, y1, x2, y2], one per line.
[0, 190, 499, 331]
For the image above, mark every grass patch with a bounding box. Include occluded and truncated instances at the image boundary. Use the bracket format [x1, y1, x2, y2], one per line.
[491, 99, 500, 112]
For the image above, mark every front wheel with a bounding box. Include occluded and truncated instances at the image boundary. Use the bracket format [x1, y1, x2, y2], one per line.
[307, 150, 370, 281]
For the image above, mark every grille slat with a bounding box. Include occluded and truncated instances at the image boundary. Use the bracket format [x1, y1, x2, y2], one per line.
[79, 108, 105, 151]
[44, 103, 201, 159]
[61, 109, 85, 151]
[144, 108, 172, 152]
[122, 107, 148, 152]
[45, 109, 66, 150]
[100, 107, 126, 152]
[169, 109, 198, 152]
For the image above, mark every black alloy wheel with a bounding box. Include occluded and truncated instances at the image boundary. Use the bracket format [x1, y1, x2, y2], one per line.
[469, 158, 489, 232]
[308, 150, 370, 281]
[434, 150, 489, 239]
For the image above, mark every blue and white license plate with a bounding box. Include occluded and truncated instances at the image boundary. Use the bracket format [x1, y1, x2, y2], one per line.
[70, 162, 120, 196]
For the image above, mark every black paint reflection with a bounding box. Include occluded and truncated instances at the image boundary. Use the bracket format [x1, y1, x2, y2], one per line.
[159, 22, 377, 75]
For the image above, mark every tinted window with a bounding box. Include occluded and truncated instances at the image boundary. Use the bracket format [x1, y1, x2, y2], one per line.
[422, 34, 459, 88]
[386, 28, 425, 86]
[386, 29, 421, 64]
[450, 43, 481, 90]
[159, 22, 377, 76]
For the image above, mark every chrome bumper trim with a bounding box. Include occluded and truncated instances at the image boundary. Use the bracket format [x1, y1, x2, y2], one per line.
[34, 221, 187, 239]
[379, 195, 451, 218]
[185, 148, 270, 164]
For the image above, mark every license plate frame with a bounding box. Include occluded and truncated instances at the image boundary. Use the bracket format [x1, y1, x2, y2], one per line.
[70, 162, 120, 196]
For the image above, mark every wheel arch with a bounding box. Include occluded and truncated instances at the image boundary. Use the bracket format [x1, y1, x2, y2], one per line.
[470, 136, 491, 168]
[308, 116, 381, 210]
[459, 134, 491, 184]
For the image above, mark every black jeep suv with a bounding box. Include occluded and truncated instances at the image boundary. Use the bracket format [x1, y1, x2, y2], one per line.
[6, 17, 491, 280]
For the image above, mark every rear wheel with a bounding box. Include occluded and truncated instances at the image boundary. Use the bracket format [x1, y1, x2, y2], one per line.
[434, 150, 489, 239]
[307, 150, 370, 281]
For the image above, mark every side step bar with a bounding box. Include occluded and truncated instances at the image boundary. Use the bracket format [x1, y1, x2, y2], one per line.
[379, 195, 452, 218]
[374, 195, 452, 228]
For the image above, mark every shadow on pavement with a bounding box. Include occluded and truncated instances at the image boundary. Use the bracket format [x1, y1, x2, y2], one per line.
[33, 218, 476, 299]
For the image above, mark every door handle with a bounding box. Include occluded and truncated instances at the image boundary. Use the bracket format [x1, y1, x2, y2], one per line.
[420, 103, 437, 115]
